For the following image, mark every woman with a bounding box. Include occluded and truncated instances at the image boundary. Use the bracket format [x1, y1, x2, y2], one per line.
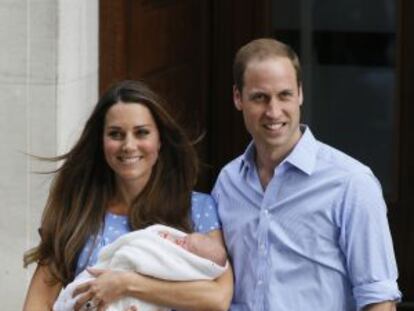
[23, 80, 233, 311]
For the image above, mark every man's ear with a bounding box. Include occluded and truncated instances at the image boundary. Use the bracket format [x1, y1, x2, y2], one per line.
[233, 85, 243, 111]
[298, 84, 304, 107]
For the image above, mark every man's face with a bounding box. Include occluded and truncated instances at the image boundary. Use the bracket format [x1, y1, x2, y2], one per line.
[234, 57, 303, 157]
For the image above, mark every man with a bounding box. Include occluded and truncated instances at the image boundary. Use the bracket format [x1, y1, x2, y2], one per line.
[212, 38, 401, 311]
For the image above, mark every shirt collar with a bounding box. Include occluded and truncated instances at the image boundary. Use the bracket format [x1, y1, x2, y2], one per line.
[239, 141, 255, 173]
[284, 125, 318, 175]
[239, 125, 318, 176]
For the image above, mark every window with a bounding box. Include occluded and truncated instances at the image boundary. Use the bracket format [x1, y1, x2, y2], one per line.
[271, 0, 397, 197]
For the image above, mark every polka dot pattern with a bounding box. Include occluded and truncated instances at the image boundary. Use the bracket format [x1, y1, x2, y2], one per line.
[75, 213, 130, 275]
[191, 192, 221, 234]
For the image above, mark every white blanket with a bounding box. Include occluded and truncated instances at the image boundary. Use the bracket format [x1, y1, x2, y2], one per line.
[53, 224, 227, 311]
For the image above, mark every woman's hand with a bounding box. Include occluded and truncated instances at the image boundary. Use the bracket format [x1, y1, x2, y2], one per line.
[72, 268, 133, 311]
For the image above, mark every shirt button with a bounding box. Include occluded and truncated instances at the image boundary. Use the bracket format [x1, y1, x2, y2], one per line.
[257, 280, 263, 286]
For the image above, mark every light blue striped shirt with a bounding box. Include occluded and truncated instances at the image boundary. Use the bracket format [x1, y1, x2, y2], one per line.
[212, 126, 400, 311]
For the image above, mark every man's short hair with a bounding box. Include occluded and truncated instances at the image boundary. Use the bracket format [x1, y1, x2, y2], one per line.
[233, 38, 302, 92]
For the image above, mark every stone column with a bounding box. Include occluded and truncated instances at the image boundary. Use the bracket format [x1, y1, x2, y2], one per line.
[0, 0, 98, 309]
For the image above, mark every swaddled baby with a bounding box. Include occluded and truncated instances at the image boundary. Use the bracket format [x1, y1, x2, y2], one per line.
[53, 224, 228, 311]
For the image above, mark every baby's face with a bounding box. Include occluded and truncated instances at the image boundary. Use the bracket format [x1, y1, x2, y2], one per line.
[184, 233, 208, 251]
[185, 233, 217, 257]
[158, 231, 188, 248]
[158, 231, 226, 266]
[158, 232, 213, 255]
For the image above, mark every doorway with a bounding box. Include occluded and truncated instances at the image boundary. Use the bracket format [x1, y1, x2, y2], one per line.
[100, 0, 414, 306]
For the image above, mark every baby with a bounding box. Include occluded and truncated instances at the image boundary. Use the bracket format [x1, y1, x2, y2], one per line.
[53, 225, 228, 311]
[158, 231, 227, 267]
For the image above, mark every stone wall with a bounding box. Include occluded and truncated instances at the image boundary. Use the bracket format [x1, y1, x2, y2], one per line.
[0, 0, 98, 309]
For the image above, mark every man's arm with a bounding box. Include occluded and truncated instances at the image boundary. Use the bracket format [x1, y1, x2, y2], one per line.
[339, 172, 401, 309]
[363, 301, 396, 311]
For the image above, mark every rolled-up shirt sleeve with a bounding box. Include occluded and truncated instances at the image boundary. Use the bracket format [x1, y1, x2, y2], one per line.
[338, 171, 401, 310]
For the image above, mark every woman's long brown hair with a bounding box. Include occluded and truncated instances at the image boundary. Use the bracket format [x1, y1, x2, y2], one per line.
[23, 80, 199, 285]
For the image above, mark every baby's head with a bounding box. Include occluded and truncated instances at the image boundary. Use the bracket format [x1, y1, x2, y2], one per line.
[158, 230, 227, 266]
[184, 233, 227, 267]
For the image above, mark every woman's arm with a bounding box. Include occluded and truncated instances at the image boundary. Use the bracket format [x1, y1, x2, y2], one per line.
[23, 264, 62, 311]
[73, 230, 234, 311]
[125, 264, 233, 311]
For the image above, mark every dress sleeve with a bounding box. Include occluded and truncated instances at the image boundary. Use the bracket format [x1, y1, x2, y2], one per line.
[338, 172, 401, 310]
[190, 192, 221, 233]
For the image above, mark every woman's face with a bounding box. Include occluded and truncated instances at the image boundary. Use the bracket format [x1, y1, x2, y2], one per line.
[103, 102, 161, 191]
